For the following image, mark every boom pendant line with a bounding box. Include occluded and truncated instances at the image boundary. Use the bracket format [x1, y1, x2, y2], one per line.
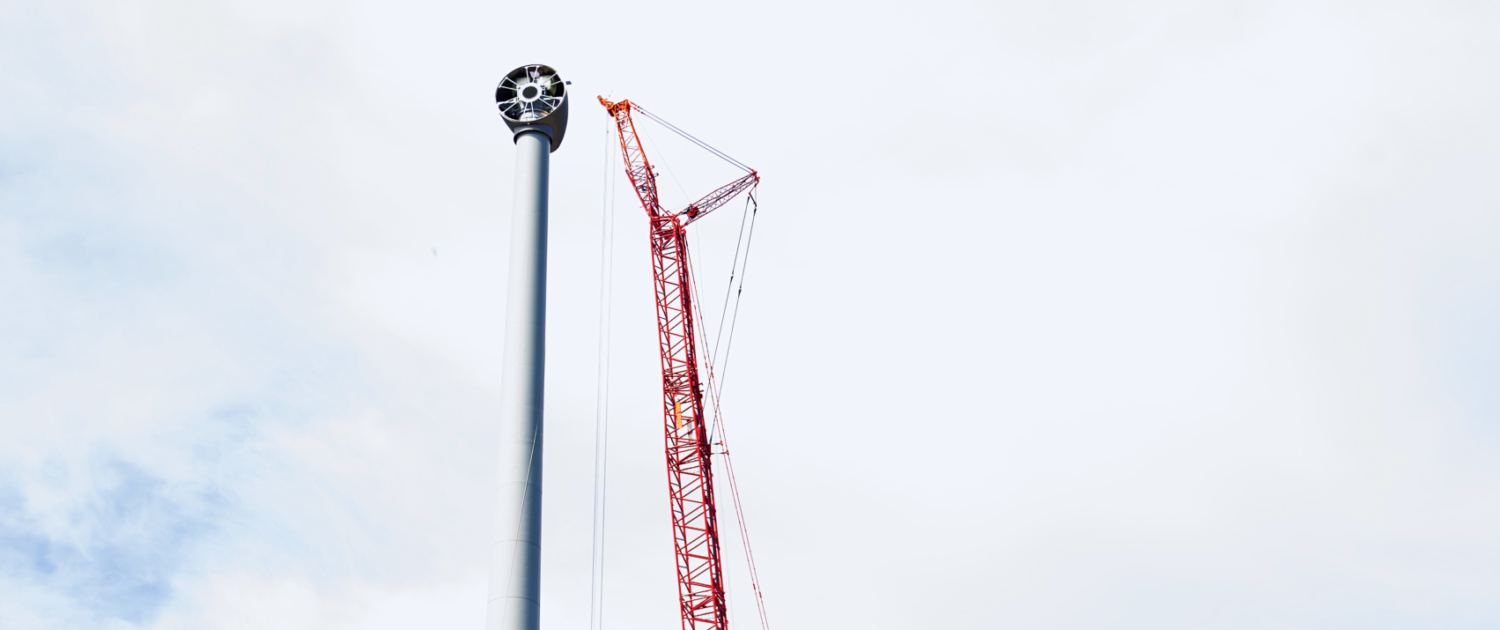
[599, 96, 758, 630]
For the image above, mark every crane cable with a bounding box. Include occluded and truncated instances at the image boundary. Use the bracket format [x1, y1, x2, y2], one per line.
[634, 104, 754, 174]
[635, 122, 694, 212]
[710, 192, 759, 396]
[589, 123, 618, 630]
[688, 191, 769, 630]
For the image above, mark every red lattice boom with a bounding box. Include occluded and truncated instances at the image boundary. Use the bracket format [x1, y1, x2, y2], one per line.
[600, 96, 757, 630]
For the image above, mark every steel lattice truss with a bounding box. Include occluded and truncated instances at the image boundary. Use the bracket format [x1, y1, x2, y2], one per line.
[600, 96, 757, 630]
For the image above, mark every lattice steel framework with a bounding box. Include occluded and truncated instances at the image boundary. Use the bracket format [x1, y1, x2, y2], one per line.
[599, 96, 758, 630]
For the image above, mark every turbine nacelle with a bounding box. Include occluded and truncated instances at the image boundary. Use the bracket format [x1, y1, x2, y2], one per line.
[496, 64, 569, 151]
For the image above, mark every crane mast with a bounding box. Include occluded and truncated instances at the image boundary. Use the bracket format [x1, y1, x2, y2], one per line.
[599, 96, 758, 630]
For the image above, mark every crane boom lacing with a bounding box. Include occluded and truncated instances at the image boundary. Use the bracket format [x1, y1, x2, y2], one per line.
[598, 96, 765, 630]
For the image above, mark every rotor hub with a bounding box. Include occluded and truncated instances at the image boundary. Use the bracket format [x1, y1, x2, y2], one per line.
[496, 63, 570, 149]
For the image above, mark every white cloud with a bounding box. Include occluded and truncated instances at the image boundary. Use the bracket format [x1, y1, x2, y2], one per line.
[2, 0, 1498, 628]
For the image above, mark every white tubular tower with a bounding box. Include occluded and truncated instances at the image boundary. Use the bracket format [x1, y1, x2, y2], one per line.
[488, 63, 569, 630]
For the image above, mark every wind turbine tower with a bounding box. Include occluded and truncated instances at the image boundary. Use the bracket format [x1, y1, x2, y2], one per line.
[488, 63, 569, 630]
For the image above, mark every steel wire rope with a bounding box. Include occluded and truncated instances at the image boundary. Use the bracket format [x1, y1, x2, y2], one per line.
[589, 124, 618, 630]
[635, 123, 693, 212]
[704, 193, 755, 447]
[709, 195, 754, 381]
[687, 194, 770, 630]
[713, 416, 771, 630]
[698, 361, 771, 630]
[722, 522, 740, 630]
[710, 191, 760, 395]
[685, 254, 743, 629]
[710, 194, 758, 392]
[634, 105, 754, 174]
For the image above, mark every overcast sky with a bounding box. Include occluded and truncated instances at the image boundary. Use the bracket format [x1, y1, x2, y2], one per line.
[3, 0, 1499, 628]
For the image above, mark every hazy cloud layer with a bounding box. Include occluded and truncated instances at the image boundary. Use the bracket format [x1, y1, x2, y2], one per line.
[2, 0, 1498, 628]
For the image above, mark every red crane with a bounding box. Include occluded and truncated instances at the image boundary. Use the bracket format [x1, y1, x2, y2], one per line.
[599, 96, 759, 630]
